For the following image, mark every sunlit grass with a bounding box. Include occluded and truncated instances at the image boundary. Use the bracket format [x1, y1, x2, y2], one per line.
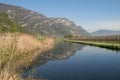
[0, 33, 55, 80]
[65, 39, 120, 50]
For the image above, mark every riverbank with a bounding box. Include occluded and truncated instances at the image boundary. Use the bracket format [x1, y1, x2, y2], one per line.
[0, 33, 55, 80]
[64, 39, 120, 50]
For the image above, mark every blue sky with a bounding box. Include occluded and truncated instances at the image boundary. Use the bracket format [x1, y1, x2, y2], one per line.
[0, 0, 120, 32]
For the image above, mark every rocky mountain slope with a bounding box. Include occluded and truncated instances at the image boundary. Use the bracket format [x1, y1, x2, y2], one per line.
[0, 12, 27, 33]
[0, 3, 89, 36]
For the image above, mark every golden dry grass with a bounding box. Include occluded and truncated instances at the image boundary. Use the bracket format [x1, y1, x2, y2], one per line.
[0, 68, 22, 80]
[0, 33, 55, 80]
[17, 33, 42, 53]
[0, 33, 55, 53]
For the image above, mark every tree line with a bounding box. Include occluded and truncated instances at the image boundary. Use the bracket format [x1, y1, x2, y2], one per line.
[71, 35, 120, 43]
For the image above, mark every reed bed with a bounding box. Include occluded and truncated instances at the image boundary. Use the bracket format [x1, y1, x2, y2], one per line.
[0, 33, 55, 80]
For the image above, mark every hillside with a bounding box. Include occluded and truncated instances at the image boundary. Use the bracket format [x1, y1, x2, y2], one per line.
[0, 12, 27, 33]
[0, 12, 55, 80]
[91, 30, 120, 36]
[0, 3, 90, 36]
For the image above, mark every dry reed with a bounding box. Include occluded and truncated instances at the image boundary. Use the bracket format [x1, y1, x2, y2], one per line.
[0, 33, 55, 80]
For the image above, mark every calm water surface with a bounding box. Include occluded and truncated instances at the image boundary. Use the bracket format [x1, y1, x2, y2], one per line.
[23, 42, 120, 80]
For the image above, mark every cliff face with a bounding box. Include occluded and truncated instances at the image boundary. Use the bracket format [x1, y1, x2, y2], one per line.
[0, 3, 90, 36]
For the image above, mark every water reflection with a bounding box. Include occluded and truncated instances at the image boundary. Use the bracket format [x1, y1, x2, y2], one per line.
[23, 42, 84, 78]
[23, 42, 120, 80]
[31, 42, 84, 67]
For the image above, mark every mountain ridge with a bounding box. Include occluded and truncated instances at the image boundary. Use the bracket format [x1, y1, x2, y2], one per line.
[0, 3, 90, 36]
[91, 30, 120, 36]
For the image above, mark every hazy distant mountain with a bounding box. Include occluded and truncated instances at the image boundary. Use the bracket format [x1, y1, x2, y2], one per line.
[91, 30, 120, 36]
[0, 3, 89, 36]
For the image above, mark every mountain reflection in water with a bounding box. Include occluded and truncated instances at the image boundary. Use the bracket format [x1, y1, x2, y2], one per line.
[31, 42, 84, 67]
[23, 42, 84, 78]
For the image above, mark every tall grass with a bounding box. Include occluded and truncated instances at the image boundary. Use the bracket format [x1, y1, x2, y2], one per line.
[0, 33, 55, 80]
[0, 33, 21, 80]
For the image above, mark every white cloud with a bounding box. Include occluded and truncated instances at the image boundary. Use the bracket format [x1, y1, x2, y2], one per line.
[83, 21, 120, 32]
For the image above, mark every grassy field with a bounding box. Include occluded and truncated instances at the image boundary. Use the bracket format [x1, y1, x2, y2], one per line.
[64, 39, 120, 50]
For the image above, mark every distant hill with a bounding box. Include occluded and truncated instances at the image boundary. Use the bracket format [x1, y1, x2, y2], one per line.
[0, 3, 90, 36]
[91, 30, 120, 36]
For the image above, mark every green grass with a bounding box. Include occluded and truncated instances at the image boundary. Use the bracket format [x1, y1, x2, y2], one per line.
[54, 37, 63, 44]
[64, 39, 120, 50]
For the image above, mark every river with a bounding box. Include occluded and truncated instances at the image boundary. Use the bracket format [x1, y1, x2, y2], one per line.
[23, 42, 120, 80]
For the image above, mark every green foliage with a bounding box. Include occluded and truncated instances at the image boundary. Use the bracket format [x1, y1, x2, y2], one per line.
[54, 37, 63, 44]
[37, 37, 45, 42]
[64, 33, 74, 38]
[0, 12, 28, 33]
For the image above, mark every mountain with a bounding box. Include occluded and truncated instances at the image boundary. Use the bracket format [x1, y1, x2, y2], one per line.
[0, 3, 89, 36]
[0, 12, 28, 33]
[91, 30, 120, 36]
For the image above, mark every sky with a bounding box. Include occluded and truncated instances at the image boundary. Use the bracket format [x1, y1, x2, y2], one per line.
[0, 0, 120, 32]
